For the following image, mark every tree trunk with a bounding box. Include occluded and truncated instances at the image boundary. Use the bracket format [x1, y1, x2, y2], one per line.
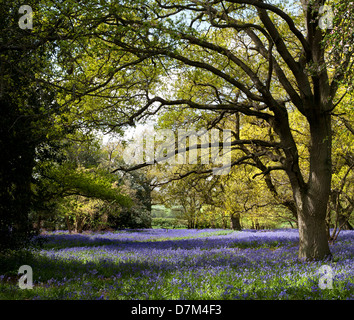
[295, 112, 333, 261]
[230, 213, 242, 230]
[65, 215, 72, 234]
[298, 201, 332, 261]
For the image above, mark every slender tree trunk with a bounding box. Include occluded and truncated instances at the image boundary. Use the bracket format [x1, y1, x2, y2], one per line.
[65, 215, 72, 234]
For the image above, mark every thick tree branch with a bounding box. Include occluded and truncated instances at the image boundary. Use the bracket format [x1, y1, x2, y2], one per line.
[146, 96, 273, 120]
[256, 7, 313, 101]
[225, 0, 310, 54]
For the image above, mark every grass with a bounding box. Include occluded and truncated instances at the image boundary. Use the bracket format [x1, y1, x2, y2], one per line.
[0, 228, 353, 300]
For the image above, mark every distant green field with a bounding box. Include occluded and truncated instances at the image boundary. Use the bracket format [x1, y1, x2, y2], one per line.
[151, 205, 182, 219]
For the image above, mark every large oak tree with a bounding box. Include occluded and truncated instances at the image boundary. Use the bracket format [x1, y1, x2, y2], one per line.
[74, 0, 352, 261]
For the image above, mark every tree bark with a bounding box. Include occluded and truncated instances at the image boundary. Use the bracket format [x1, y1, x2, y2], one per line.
[295, 112, 333, 261]
[65, 215, 72, 234]
[230, 213, 242, 230]
[297, 200, 332, 261]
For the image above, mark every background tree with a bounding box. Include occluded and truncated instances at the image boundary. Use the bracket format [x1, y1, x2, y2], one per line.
[0, 0, 70, 250]
[327, 91, 354, 240]
[33, 134, 154, 232]
[0, 0, 148, 246]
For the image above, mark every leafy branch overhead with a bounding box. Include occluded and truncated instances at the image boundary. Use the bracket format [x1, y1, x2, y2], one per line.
[45, 165, 133, 207]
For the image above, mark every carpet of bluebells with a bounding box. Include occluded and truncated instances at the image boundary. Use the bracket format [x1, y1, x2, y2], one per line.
[1, 228, 353, 300]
